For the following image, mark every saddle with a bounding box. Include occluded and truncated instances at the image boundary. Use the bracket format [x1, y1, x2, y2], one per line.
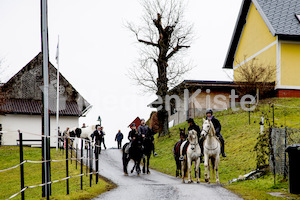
[182, 141, 190, 155]
[174, 140, 183, 155]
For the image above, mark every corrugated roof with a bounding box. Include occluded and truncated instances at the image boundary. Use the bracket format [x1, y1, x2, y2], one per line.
[0, 99, 84, 116]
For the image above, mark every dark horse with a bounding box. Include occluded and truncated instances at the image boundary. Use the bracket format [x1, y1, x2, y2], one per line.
[142, 129, 156, 174]
[173, 128, 186, 177]
[122, 137, 143, 175]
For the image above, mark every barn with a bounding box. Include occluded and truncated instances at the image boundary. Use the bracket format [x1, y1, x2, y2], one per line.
[0, 52, 91, 146]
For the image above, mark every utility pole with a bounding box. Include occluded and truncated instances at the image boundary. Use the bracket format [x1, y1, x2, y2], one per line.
[41, 0, 51, 198]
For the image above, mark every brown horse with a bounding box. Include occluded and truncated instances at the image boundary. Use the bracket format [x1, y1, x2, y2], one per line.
[173, 128, 186, 177]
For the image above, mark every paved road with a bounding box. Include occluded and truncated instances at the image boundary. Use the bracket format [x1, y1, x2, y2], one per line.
[93, 148, 243, 200]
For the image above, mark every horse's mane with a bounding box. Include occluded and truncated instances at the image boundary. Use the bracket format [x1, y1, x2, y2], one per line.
[188, 130, 198, 142]
[208, 120, 216, 136]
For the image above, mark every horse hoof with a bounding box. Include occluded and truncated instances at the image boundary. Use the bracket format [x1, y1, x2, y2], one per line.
[205, 178, 209, 182]
[131, 170, 134, 173]
[197, 181, 200, 184]
[147, 171, 150, 174]
[124, 173, 128, 176]
[188, 180, 193, 184]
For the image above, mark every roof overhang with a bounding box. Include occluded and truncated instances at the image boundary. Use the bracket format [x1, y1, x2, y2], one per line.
[223, 0, 251, 69]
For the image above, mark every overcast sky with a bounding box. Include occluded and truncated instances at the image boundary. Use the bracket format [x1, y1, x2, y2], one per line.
[0, 0, 242, 147]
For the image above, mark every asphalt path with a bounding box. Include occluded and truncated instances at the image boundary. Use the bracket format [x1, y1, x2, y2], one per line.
[92, 148, 243, 200]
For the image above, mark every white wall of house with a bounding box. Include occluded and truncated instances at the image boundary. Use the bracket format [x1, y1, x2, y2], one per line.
[0, 114, 79, 146]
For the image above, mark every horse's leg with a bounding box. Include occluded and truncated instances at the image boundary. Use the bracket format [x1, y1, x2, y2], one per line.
[196, 157, 200, 183]
[176, 158, 180, 177]
[181, 159, 185, 183]
[204, 154, 210, 183]
[131, 163, 136, 173]
[215, 155, 220, 184]
[143, 158, 146, 174]
[187, 157, 192, 183]
[147, 155, 150, 174]
[136, 160, 141, 175]
[123, 153, 128, 175]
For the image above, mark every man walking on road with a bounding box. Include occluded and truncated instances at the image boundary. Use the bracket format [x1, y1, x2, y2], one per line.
[115, 130, 123, 149]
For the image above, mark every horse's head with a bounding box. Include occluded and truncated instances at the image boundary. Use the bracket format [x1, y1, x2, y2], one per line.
[188, 130, 198, 150]
[201, 118, 215, 138]
[179, 128, 186, 139]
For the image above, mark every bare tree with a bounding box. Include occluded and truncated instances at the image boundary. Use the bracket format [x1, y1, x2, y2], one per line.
[234, 57, 276, 99]
[128, 0, 193, 136]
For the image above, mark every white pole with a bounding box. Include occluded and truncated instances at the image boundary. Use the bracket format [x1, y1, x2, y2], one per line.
[56, 36, 59, 151]
[41, 0, 49, 197]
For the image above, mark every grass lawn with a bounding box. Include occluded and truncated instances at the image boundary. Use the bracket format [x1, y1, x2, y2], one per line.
[150, 98, 300, 200]
[0, 146, 116, 200]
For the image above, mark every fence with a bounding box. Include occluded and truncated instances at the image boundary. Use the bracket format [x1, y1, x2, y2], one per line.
[0, 131, 101, 200]
[269, 127, 300, 177]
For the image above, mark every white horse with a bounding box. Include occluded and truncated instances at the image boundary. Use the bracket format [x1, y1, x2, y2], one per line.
[67, 125, 97, 149]
[201, 119, 221, 184]
[180, 130, 201, 183]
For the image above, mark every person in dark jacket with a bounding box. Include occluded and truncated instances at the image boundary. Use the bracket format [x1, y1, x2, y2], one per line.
[125, 123, 139, 153]
[206, 109, 227, 157]
[138, 118, 157, 157]
[115, 130, 123, 149]
[93, 126, 103, 154]
[100, 127, 107, 150]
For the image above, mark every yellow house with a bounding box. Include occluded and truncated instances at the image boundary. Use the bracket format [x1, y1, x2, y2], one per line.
[223, 0, 300, 97]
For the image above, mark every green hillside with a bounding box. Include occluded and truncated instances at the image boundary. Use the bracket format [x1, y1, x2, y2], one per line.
[150, 98, 300, 200]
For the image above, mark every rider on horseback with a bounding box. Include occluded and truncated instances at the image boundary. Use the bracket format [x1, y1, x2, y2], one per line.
[138, 119, 158, 157]
[205, 109, 227, 157]
[179, 118, 202, 162]
[125, 123, 139, 154]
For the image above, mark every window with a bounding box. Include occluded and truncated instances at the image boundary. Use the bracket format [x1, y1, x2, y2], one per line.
[170, 98, 177, 115]
[296, 14, 300, 22]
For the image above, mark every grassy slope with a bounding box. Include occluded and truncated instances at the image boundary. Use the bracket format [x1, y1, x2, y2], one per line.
[151, 98, 300, 200]
[0, 146, 115, 200]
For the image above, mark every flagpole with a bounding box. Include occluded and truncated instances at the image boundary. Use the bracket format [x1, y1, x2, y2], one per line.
[56, 36, 59, 151]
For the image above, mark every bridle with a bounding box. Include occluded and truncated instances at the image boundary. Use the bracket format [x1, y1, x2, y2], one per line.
[188, 131, 199, 150]
[202, 121, 219, 150]
[201, 123, 211, 139]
